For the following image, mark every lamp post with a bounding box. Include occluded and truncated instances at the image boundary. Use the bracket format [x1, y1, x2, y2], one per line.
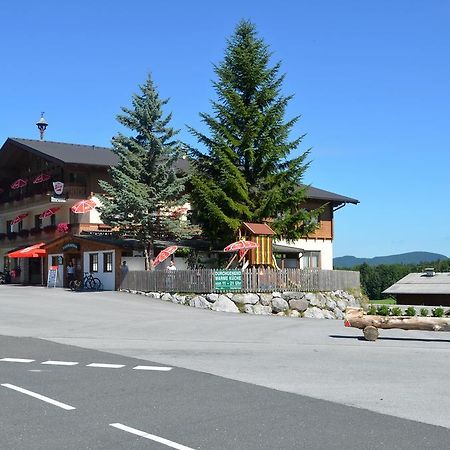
[36, 112, 48, 140]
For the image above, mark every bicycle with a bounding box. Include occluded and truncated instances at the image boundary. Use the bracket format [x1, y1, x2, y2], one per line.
[70, 272, 102, 291]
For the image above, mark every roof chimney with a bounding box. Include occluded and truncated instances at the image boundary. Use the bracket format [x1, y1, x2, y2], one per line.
[424, 267, 435, 277]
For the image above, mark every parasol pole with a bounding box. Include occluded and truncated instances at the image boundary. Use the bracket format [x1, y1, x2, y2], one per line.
[225, 254, 237, 270]
[237, 249, 249, 265]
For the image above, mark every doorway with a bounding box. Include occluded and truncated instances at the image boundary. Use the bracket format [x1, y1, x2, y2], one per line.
[65, 253, 82, 286]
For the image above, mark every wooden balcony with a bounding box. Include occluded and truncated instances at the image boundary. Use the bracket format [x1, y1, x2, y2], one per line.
[0, 223, 114, 249]
[0, 184, 87, 212]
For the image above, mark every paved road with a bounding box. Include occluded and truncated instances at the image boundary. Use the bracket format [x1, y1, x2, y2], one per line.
[1, 286, 450, 432]
[1, 335, 450, 449]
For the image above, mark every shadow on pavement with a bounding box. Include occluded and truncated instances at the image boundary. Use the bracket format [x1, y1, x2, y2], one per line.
[329, 334, 450, 343]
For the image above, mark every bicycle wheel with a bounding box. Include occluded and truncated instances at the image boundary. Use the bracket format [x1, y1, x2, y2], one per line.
[92, 278, 102, 290]
[84, 277, 94, 290]
[70, 280, 82, 291]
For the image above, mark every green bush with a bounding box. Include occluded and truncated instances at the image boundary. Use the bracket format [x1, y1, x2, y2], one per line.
[391, 307, 402, 316]
[376, 305, 390, 316]
[367, 305, 377, 315]
[420, 308, 429, 317]
[405, 306, 416, 316]
[432, 307, 444, 318]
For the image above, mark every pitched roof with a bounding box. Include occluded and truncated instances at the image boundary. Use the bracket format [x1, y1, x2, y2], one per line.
[1, 137, 359, 205]
[241, 222, 275, 235]
[303, 185, 359, 205]
[383, 272, 450, 295]
[3, 138, 118, 167]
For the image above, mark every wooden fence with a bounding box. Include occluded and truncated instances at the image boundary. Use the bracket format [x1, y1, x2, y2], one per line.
[120, 268, 360, 293]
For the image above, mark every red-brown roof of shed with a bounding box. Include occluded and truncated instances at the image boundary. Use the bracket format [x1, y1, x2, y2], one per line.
[241, 222, 275, 235]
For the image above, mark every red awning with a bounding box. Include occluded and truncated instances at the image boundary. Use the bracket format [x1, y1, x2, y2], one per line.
[8, 242, 46, 258]
[11, 213, 28, 225]
[39, 207, 59, 219]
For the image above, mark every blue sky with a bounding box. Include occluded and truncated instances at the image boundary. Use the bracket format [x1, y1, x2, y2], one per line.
[1, 0, 449, 258]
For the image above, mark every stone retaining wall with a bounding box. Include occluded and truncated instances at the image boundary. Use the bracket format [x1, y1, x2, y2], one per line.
[121, 289, 365, 319]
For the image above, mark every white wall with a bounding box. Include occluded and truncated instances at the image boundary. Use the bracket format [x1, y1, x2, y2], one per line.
[275, 238, 334, 270]
[122, 256, 145, 271]
[88, 196, 103, 223]
[83, 250, 115, 290]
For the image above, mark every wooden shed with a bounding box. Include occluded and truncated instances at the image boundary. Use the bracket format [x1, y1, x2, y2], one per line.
[43, 234, 131, 290]
[239, 222, 275, 267]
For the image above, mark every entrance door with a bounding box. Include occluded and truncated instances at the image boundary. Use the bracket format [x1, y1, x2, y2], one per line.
[65, 253, 82, 286]
[28, 258, 42, 285]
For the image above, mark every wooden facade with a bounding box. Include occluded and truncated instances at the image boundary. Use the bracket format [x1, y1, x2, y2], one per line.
[43, 234, 127, 290]
[303, 201, 333, 240]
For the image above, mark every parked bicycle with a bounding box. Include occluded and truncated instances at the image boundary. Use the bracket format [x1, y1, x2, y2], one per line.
[69, 272, 102, 291]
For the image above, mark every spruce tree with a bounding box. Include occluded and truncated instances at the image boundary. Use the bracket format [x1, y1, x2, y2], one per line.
[189, 20, 321, 245]
[99, 74, 192, 269]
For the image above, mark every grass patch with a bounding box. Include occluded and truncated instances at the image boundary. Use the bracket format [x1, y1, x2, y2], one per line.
[369, 298, 397, 305]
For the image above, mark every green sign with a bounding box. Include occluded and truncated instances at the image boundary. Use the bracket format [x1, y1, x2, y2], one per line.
[214, 270, 242, 291]
[62, 242, 80, 251]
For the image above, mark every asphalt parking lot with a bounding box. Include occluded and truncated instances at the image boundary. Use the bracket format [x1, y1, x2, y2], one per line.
[1, 286, 450, 448]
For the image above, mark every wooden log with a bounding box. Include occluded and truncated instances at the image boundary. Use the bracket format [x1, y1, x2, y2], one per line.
[363, 326, 379, 341]
[345, 307, 450, 332]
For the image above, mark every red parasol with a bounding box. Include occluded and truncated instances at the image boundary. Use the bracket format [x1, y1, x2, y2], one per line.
[70, 199, 96, 214]
[10, 178, 28, 190]
[32, 173, 51, 184]
[11, 213, 28, 225]
[224, 240, 258, 252]
[8, 242, 46, 258]
[152, 246, 178, 267]
[39, 207, 60, 219]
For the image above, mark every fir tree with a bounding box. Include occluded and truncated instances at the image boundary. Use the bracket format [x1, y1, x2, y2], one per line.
[99, 74, 193, 269]
[189, 20, 321, 245]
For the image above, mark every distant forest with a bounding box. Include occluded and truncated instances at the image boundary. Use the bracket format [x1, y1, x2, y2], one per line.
[338, 260, 450, 300]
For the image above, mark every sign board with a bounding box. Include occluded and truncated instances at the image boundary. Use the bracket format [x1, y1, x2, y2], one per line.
[62, 242, 80, 251]
[47, 265, 59, 288]
[50, 196, 67, 203]
[214, 270, 242, 291]
[53, 181, 64, 195]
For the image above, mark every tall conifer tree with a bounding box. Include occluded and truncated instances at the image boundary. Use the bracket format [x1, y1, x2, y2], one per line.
[189, 20, 320, 245]
[99, 74, 192, 269]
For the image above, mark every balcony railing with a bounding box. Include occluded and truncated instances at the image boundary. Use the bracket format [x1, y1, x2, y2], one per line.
[0, 184, 87, 210]
[0, 223, 113, 247]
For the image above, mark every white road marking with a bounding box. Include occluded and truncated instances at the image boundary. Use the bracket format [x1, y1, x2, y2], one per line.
[41, 360, 79, 366]
[1, 383, 76, 410]
[86, 363, 125, 369]
[110, 423, 195, 450]
[0, 358, 34, 363]
[133, 365, 173, 371]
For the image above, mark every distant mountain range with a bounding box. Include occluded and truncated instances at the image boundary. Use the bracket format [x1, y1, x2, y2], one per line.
[333, 251, 449, 268]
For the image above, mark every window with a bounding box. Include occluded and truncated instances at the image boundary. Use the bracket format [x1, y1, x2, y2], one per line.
[50, 214, 56, 226]
[303, 251, 320, 269]
[69, 172, 86, 184]
[89, 253, 99, 273]
[103, 252, 113, 272]
[34, 215, 42, 229]
[70, 210, 80, 224]
[51, 256, 63, 266]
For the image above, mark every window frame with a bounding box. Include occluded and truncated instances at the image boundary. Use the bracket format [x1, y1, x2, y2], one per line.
[89, 253, 99, 273]
[103, 252, 113, 273]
